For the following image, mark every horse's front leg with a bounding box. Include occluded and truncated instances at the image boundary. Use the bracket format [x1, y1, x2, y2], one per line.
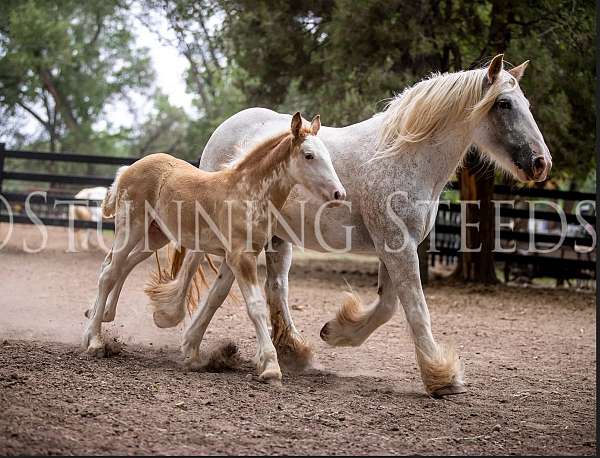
[265, 236, 313, 370]
[320, 260, 399, 346]
[380, 242, 465, 397]
[228, 253, 282, 383]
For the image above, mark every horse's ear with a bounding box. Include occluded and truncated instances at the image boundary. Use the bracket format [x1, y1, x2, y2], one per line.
[310, 114, 321, 135]
[487, 54, 504, 84]
[291, 112, 302, 138]
[508, 60, 529, 81]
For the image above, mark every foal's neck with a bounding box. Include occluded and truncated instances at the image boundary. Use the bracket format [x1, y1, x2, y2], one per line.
[231, 133, 296, 208]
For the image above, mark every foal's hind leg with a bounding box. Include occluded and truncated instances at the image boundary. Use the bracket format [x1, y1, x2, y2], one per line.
[264, 236, 313, 370]
[82, 219, 143, 356]
[83, 243, 149, 321]
[101, 227, 169, 322]
[320, 261, 399, 346]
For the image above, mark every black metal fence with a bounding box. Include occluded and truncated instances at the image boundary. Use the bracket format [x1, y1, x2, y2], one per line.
[431, 182, 596, 283]
[0, 144, 198, 230]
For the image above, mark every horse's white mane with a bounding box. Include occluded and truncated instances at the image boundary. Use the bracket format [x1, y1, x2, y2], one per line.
[375, 67, 517, 158]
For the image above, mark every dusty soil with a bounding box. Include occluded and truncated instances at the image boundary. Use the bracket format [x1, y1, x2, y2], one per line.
[0, 226, 596, 455]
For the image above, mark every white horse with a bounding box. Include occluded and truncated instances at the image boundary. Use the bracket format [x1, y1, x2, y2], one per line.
[172, 55, 552, 396]
[69, 166, 129, 251]
[69, 186, 108, 251]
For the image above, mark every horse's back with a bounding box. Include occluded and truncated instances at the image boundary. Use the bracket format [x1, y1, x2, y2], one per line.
[199, 108, 291, 172]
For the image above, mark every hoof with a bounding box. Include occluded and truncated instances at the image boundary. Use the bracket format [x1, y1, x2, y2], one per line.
[319, 322, 330, 341]
[319, 321, 355, 347]
[431, 384, 467, 398]
[183, 357, 204, 372]
[102, 310, 116, 322]
[258, 368, 282, 384]
[86, 342, 106, 358]
[181, 340, 202, 370]
[181, 342, 199, 359]
[153, 311, 178, 329]
[275, 336, 314, 372]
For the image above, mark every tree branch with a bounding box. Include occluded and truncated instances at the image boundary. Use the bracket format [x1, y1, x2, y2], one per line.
[38, 67, 80, 133]
[16, 101, 49, 129]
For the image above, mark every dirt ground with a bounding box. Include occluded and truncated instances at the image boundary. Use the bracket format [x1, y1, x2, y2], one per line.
[0, 226, 596, 455]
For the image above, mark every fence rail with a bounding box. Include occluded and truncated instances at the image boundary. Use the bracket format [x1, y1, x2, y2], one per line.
[445, 181, 595, 201]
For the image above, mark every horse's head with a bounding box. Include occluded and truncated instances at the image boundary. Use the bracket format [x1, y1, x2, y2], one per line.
[472, 54, 552, 182]
[288, 112, 346, 204]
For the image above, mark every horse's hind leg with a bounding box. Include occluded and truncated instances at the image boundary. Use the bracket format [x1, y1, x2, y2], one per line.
[320, 260, 399, 346]
[181, 260, 235, 367]
[264, 236, 312, 370]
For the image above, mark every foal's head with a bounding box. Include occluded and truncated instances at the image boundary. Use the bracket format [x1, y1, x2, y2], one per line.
[288, 112, 346, 204]
[472, 54, 552, 182]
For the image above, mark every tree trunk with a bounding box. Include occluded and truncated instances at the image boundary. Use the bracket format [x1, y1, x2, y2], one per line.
[454, 0, 514, 283]
[456, 149, 498, 283]
[417, 235, 430, 285]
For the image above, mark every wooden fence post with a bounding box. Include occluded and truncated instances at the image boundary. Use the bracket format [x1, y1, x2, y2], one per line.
[0, 143, 6, 195]
[418, 235, 429, 285]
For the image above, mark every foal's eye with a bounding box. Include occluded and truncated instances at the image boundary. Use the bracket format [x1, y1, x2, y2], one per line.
[304, 153, 314, 160]
[497, 99, 512, 110]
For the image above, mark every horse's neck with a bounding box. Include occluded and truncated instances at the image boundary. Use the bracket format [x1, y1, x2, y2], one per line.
[352, 116, 469, 198]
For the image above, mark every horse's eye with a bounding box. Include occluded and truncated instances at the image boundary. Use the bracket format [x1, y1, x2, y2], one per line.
[305, 153, 314, 160]
[497, 99, 512, 110]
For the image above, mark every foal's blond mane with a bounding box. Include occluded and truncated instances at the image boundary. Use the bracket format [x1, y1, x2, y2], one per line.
[226, 125, 313, 184]
[376, 67, 516, 158]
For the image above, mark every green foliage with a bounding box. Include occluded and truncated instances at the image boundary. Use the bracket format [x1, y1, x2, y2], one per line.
[216, 0, 595, 183]
[0, 0, 154, 153]
[0, 0, 594, 189]
[184, 64, 248, 159]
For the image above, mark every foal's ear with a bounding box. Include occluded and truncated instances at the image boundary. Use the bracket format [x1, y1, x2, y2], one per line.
[291, 112, 303, 138]
[508, 60, 529, 82]
[487, 54, 504, 84]
[310, 114, 321, 135]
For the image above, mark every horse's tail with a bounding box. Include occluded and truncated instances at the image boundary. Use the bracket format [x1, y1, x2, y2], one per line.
[101, 165, 129, 218]
[145, 246, 218, 328]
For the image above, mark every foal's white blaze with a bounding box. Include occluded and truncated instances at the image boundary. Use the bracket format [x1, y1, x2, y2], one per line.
[291, 135, 346, 205]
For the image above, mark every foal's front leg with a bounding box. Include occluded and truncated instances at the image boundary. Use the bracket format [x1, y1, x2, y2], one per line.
[228, 253, 282, 383]
[181, 259, 235, 365]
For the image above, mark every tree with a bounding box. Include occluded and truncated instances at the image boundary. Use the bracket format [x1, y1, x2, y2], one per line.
[128, 90, 191, 157]
[141, 0, 248, 159]
[0, 0, 154, 154]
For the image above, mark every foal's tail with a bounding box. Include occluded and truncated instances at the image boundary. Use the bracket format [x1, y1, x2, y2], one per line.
[101, 165, 129, 218]
[144, 246, 220, 328]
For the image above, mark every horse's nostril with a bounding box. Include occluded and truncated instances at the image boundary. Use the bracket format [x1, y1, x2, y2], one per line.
[533, 156, 547, 175]
[334, 191, 341, 200]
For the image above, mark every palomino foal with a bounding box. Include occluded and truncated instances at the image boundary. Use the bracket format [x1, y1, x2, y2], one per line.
[82, 112, 345, 382]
